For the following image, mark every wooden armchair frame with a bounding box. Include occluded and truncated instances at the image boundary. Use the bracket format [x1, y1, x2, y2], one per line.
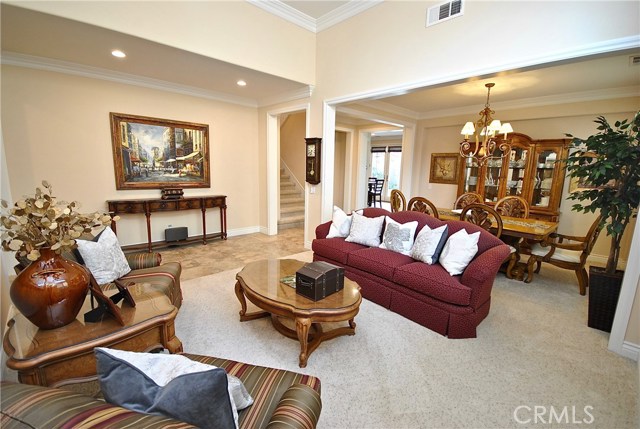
[524, 216, 603, 295]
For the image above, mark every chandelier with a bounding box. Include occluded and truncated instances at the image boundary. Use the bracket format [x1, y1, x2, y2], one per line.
[459, 83, 513, 166]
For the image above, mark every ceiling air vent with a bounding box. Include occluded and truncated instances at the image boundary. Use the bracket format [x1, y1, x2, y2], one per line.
[630, 55, 640, 66]
[426, 0, 463, 27]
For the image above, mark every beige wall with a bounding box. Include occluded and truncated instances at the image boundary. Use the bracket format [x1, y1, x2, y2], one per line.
[1, 66, 261, 246]
[7, 0, 316, 85]
[280, 112, 306, 187]
[334, 131, 347, 208]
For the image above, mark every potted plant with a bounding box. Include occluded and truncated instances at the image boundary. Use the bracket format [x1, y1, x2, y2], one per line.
[566, 111, 640, 331]
[0, 180, 113, 329]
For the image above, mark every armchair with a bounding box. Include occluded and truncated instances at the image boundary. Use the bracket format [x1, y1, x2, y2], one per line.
[524, 216, 603, 295]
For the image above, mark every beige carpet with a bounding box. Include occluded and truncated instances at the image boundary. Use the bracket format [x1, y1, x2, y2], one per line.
[175, 251, 638, 429]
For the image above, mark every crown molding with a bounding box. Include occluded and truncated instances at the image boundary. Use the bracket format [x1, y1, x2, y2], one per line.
[247, 0, 316, 32]
[1, 51, 261, 108]
[356, 100, 420, 120]
[316, 1, 383, 32]
[259, 85, 314, 107]
[416, 86, 640, 120]
[247, 0, 382, 33]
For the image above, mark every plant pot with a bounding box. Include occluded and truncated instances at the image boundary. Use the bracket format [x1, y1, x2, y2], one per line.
[10, 248, 90, 330]
[587, 266, 624, 333]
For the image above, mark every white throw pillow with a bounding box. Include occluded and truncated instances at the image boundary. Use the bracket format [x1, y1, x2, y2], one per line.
[345, 211, 385, 247]
[327, 206, 352, 238]
[411, 224, 449, 264]
[439, 229, 480, 276]
[379, 216, 418, 255]
[76, 227, 131, 284]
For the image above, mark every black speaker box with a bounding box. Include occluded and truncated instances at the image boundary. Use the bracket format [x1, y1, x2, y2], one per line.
[165, 227, 188, 242]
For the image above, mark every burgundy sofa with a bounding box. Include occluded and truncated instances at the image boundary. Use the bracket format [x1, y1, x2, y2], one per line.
[312, 208, 510, 339]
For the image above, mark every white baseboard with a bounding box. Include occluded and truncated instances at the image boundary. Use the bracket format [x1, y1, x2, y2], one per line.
[619, 341, 640, 361]
[587, 252, 626, 270]
[227, 226, 261, 237]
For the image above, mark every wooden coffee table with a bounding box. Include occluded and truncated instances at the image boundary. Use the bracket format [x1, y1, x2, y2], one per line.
[235, 259, 361, 367]
[3, 286, 182, 387]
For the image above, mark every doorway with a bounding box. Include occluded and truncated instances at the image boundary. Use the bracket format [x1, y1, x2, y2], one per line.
[369, 145, 402, 201]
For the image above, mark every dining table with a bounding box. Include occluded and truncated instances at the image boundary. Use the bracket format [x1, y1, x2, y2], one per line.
[436, 208, 558, 241]
[437, 208, 559, 281]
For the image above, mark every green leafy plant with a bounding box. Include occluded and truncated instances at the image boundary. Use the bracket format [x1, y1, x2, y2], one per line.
[0, 181, 113, 261]
[566, 111, 640, 274]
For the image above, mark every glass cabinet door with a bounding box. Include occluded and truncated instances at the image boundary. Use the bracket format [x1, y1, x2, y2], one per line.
[506, 147, 529, 198]
[531, 148, 559, 208]
[484, 158, 502, 203]
[461, 157, 480, 194]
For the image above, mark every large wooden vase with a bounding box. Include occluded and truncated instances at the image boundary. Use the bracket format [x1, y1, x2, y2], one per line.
[10, 248, 90, 330]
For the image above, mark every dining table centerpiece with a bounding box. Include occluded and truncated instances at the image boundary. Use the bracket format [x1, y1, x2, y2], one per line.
[1, 181, 114, 329]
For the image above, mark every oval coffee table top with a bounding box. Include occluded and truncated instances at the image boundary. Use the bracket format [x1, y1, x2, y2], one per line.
[236, 259, 360, 311]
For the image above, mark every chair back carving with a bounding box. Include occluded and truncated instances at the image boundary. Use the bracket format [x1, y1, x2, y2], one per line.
[495, 196, 530, 218]
[390, 189, 407, 212]
[454, 192, 483, 210]
[460, 203, 503, 238]
[407, 197, 439, 219]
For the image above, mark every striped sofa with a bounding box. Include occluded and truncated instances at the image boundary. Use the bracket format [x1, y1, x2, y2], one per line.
[0, 353, 322, 429]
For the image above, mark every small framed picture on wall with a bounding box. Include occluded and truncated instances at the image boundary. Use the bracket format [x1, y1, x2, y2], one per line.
[429, 153, 459, 184]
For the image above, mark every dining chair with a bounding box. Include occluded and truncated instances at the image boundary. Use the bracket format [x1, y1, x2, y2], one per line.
[367, 177, 377, 206]
[368, 178, 384, 208]
[407, 196, 439, 219]
[390, 189, 407, 212]
[454, 192, 484, 210]
[460, 203, 519, 278]
[494, 195, 530, 271]
[495, 195, 530, 218]
[524, 216, 603, 295]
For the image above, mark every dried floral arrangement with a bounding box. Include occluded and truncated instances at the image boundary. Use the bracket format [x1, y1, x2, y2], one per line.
[1, 181, 114, 261]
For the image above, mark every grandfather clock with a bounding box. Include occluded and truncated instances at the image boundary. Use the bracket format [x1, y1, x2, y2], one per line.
[305, 137, 321, 184]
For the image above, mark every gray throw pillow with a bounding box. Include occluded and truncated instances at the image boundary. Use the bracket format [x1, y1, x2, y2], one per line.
[95, 348, 240, 429]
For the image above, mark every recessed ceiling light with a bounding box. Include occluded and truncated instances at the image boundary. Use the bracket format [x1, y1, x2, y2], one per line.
[237, 80, 247, 87]
[111, 50, 126, 58]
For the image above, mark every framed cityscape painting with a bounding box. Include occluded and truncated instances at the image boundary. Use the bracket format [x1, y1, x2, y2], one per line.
[110, 113, 210, 190]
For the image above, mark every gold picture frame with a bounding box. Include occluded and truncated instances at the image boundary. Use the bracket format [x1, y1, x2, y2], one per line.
[430, 153, 460, 184]
[110, 113, 210, 190]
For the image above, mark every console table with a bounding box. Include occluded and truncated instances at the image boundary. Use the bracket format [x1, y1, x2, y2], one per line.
[107, 195, 227, 252]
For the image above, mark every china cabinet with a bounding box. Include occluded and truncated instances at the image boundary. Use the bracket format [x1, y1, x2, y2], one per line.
[457, 133, 569, 221]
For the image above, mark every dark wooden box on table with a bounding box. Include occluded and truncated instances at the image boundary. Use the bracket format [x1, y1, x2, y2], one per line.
[295, 261, 344, 301]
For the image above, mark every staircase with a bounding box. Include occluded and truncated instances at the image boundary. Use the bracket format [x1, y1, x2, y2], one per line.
[279, 168, 305, 230]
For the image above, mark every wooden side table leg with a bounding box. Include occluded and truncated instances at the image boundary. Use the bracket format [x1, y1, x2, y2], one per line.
[163, 320, 183, 353]
[296, 318, 311, 368]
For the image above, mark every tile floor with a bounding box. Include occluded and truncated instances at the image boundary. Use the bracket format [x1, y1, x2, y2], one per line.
[160, 227, 306, 280]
